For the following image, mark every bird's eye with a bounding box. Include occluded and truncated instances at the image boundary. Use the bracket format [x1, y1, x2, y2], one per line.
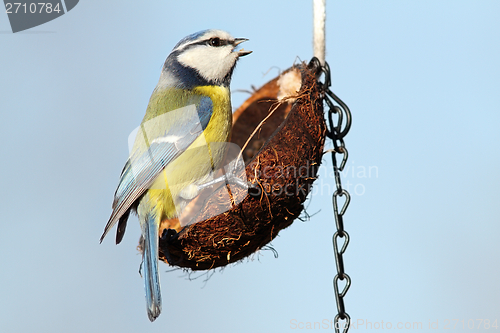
[209, 37, 221, 47]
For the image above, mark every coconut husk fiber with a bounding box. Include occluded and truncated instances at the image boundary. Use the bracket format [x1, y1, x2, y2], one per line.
[157, 62, 326, 270]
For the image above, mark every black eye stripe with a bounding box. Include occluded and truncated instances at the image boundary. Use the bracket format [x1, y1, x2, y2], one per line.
[208, 37, 230, 47]
[187, 38, 231, 48]
[209, 37, 220, 47]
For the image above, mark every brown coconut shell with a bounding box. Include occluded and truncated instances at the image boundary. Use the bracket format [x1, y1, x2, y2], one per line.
[158, 62, 326, 270]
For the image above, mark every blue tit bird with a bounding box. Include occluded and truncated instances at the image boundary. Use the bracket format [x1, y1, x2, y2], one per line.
[100, 29, 251, 322]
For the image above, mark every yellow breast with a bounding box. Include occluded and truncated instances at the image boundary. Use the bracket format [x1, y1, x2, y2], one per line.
[145, 85, 232, 220]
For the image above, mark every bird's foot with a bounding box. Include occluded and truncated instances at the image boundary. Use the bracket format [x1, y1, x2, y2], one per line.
[159, 228, 180, 265]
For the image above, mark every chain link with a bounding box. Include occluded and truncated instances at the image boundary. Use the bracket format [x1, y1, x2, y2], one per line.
[309, 58, 352, 333]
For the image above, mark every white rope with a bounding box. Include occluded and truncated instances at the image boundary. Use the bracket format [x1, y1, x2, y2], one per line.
[313, 0, 326, 65]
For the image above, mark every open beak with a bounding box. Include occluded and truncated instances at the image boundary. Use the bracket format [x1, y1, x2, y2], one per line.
[233, 38, 252, 57]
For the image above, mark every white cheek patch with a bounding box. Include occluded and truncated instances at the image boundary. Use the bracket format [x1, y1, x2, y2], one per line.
[177, 46, 237, 83]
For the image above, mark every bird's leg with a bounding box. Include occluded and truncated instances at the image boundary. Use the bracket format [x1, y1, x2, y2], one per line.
[160, 227, 178, 243]
[139, 257, 144, 277]
[159, 228, 181, 266]
[196, 159, 249, 192]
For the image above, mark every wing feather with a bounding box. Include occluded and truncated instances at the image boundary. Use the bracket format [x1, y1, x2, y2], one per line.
[100, 96, 213, 243]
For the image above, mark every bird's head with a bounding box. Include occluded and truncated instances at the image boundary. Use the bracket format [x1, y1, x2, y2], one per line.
[159, 29, 251, 88]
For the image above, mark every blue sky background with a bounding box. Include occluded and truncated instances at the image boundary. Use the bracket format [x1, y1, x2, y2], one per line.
[1, 1, 499, 332]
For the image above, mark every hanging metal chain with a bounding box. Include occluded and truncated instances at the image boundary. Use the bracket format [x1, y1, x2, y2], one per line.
[309, 58, 352, 333]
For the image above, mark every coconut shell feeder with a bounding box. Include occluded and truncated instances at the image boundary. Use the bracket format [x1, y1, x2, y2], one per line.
[98, 0, 354, 327]
[156, 61, 327, 270]
[159, 2, 354, 327]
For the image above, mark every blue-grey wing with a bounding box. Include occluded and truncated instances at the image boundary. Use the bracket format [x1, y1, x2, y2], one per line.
[100, 97, 213, 243]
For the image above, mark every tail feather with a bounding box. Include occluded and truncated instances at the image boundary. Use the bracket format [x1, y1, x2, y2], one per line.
[115, 210, 130, 245]
[142, 212, 162, 321]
